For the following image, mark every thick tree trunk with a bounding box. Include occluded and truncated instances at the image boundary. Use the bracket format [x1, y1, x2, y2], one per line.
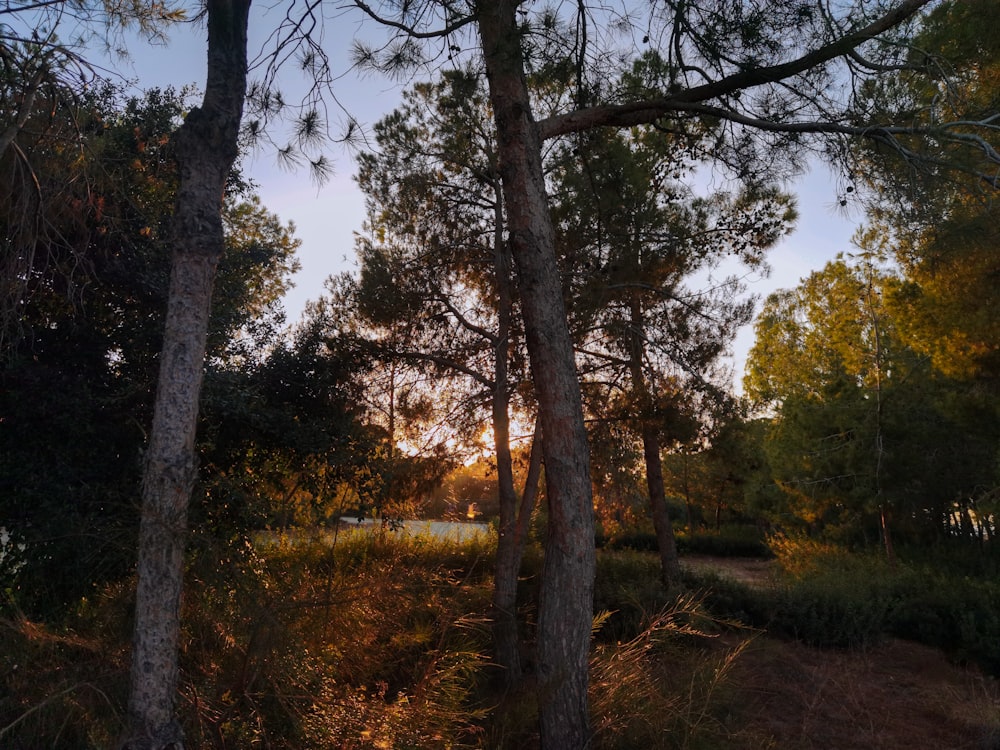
[120, 3, 250, 748]
[478, 3, 596, 747]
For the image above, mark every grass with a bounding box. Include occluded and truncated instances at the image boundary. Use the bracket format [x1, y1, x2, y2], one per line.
[2, 526, 1000, 748]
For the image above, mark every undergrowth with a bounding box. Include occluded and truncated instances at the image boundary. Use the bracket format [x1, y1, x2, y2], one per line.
[5, 526, 999, 748]
[691, 533, 1000, 672]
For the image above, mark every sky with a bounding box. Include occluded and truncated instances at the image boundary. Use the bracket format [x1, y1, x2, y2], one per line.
[99, 7, 861, 391]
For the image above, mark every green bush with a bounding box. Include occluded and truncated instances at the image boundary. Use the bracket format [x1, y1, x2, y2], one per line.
[599, 531, 660, 553]
[769, 571, 892, 649]
[681, 567, 773, 629]
[689, 535, 1000, 676]
[594, 550, 674, 642]
[677, 526, 773, 558]
[886, 568, 1000, 675]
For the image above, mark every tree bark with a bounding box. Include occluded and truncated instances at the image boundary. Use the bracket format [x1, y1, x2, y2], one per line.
[489, 189, 528, 687]
[492, 411, 542, 688]
[626, 296, 681, 583]
[641, 424, 682, 582]
[478, 3, 596, 747]
[120, 3, 250, 748]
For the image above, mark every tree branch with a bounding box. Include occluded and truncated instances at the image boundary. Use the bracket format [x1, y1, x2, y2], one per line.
[350, 0, 476, 40]
[538, 0, 933, 139]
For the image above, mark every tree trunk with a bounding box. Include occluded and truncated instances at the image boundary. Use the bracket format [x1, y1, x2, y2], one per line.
[641, 424, 682, 583]
[478, 3, 596, 747]
[514, 415, 544, 557]
[493, 411, 543, 688]
[491, 235, 522, 685]
[120, 3, 250, 748]
[626, 297, 681, 583]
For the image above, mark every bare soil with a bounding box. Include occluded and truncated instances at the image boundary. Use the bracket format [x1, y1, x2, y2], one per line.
[679, 556, 1000, 749]
[681, 553, 780, 588]
[726, 636, 1000, 750]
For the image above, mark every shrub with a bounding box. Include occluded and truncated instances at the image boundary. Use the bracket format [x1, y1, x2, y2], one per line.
[600, 530, 660, 553]
[768, 571, 892, 649]
[593, 550, 674, 642]
[677, 526, 772, 559]
[766, 532, 859, 578]
[886, 568, 1000, 676]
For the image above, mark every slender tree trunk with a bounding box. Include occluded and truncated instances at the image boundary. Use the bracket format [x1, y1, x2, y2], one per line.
[493, 411, 543, 688]
[626, 297, 680, 583]
[491, 416, 523, 686]
[514, 415, 544, 557]
[641, 425, 682, 582]
[863, 264, 895, 567]
[120, 3, 250, 748]
[479, 3, 596, 746]
[491, 218, 522, 684]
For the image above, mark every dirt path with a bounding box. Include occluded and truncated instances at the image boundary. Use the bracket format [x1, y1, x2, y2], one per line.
[677, 554, 1000, 748]
[727, 636, 1000, 749]
[681, 553, 778, 587]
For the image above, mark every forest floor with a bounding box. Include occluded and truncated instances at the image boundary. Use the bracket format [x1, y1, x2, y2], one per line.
[677, 555, 1000, 750]
[681, 553, 779, 587]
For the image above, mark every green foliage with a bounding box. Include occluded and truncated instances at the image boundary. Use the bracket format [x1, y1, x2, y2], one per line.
[593, 550, 675, 642]
[599, 530, 661, 553]
[690, 534, 1000, 675]
[196, 309, 379, 534]
[769, 571, 893, 650]
[0, 81, 398, 624]
[745, 253, 1000, 546]
[886, 568, 1000, 674]
[557, 117, 795, 519]
[677, 526, 772, 559]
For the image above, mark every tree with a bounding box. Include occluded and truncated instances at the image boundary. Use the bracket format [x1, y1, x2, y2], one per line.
[551, 101, 794, 583]
[857, 0, 1000, 544]
[745, 257, 894, 547]
[197, 296, 382, 534]
[121, 2, 252, 746]
[856, 0, 1000, 383]
[745, 252, 998, 547]
[350, 0, 998, 742]
[349, 68, 542, 684]
[0, 0, 181, 349]
[0, 82, 300, 617]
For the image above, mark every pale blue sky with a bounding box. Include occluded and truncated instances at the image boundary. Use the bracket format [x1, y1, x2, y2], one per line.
[99, 8, 859, 388]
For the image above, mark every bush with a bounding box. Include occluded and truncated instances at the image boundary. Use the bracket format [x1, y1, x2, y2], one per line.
[594, 550, 674, 642]
[886, 568, 1000, 675]
[769, 571, 892, 649]
[599, 530, 660, 553]
[677, 526, 773, 559]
